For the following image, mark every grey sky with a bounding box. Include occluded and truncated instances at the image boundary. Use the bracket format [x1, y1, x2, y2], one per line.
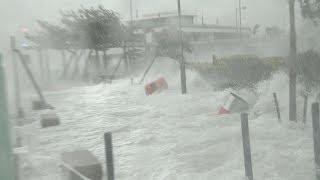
[0, 0, 303, 51]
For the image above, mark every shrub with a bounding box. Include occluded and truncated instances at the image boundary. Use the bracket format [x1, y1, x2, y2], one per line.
[190, 55, 285, 89]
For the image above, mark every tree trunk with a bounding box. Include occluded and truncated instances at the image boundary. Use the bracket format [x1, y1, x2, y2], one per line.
[10, 36, 24, 118]
[44, 49, 51, 83]
[62, 51, 77, 78]
[289, 0, 297, 122]
[72, 50, 85, 79]
[123, 46, 129, 73]
[61, 50, 66, 78]
[83, 50, 93, 82]
[95, 49, 100, 76]
[38, 48, 45, 83]
[103, 50, 108, 72]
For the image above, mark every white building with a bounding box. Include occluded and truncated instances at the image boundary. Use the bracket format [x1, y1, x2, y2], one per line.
[128, 12, 251, 44]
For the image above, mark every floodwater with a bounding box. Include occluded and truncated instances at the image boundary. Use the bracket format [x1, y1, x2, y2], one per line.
[14, 60, 316, 180]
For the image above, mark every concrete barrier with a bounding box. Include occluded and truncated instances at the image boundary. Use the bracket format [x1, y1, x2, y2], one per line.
[40, 113, 60, 128]
[61, 150, 102, 180]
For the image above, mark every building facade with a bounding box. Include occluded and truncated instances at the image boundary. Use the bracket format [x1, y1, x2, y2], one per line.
[129, 12, 251, 45]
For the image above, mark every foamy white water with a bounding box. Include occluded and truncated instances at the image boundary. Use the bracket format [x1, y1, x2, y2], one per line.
[15, 61, 316, 180]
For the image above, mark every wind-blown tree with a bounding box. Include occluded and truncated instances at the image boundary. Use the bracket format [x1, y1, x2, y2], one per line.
[265, 26, 283, 38]
[121, 24, 144, 64]
[299, 0, 320, 21]
[60, 5, 123, 50]
[25, 21, 71, 50]
[60, 6, 126, 75]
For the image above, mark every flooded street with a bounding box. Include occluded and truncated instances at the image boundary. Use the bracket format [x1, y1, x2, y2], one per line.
[15, 69, 314, 180]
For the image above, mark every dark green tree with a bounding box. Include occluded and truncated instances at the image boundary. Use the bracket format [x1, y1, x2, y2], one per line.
[60, 5, 123, 50]
[155, 29, 192, 61]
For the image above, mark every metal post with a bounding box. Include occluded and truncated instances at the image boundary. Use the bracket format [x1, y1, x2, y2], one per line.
[177, 0, 187, 94]
[273, 93, 281, 123]
[303, 95, 308, 124]
[312, 103, 320, 179]
[10, 36, 24, 119]
[239, 0, 242, 34]
[241, 113, 253, 180]
[130, 0, 133, 23]
[289, 0, 297, 123]
[0, 54, 16, 180]
[104, 132, 114, 180]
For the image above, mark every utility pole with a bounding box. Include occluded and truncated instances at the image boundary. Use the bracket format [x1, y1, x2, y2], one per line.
[129, 0, 134, 74]
[130, 0, 133, 23]
[289, 0, 297, 122]
[239, 0, 242, 33]
[201, 9, 204, 25]
[177, 0, 187, 94]
[10, 36, 24, 118]
[0, 54, 17, 180]
[236, 8, 238, 31]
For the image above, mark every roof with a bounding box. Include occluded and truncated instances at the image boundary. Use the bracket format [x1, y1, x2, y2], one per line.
[134, 24, 251, 33]
[124, 12, 196, 22]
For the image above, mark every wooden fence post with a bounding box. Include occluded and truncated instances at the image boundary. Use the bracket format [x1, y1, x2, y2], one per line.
[312, 103, 320, 179]
[104, 132, 114, 180]
[273, 93, 281, 123]
[241, 113, 253, 180]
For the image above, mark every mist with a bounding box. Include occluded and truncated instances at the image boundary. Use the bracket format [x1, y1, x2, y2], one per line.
[2, 0, 320, 180]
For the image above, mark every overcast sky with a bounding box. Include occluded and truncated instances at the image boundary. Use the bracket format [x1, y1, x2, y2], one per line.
[0, 0, 304, 51]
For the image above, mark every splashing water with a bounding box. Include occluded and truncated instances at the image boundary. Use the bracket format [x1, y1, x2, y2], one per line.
[16, 61, 316, 180]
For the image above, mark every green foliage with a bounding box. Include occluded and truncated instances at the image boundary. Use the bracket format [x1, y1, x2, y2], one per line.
[265, 26, 283, 38]
[25, 21, 71, 49]
[26, 5, 124, 50]
[299, 0, 320, 22]
[190, 55, 285, 89]
[60, 5, 123, 49]
[297, 50, 320, 92]
[155, 29, 192, 61]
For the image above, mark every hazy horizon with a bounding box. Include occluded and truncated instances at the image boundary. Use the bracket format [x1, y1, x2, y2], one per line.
[0, 0, 310, 52]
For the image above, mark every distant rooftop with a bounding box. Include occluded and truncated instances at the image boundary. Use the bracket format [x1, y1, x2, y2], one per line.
[142, 11, 196, 17]
[125, 11, 196, 22]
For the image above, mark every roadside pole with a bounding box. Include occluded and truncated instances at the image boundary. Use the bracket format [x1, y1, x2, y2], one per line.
[0, 54, 17, 180]
[241, 113, 253, 180]
[177, 0, 187, 94]
[10, 36, 24, 119]
[289, 0, 297, 123]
